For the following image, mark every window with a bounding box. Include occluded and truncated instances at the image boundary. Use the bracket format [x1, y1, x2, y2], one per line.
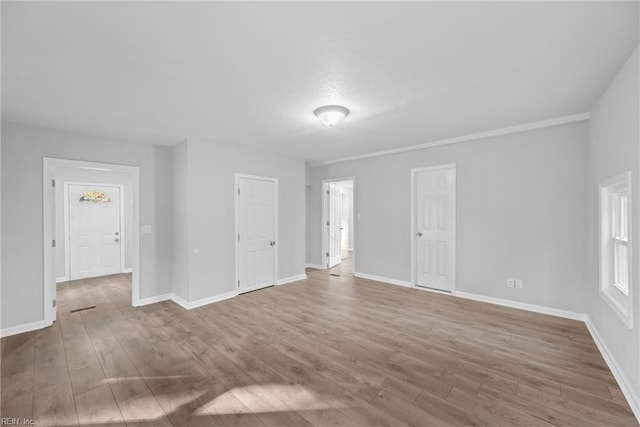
[612, 191, 629, 294]
[600, 172, 633, 328]
[79, 191, 111, 203]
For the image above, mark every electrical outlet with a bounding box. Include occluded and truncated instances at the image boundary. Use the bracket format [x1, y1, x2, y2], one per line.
[507, 278, 515, 288]
[515, 279, 523, 289]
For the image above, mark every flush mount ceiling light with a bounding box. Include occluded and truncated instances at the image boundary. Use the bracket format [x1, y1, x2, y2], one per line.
[314, 105, 349, 127]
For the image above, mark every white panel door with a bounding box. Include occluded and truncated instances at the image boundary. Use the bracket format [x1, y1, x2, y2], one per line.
[238, 177, 276, 294]
[328, 183, 342, 268]
[415, 167, 456, 292]
[69, 184, 121, 280]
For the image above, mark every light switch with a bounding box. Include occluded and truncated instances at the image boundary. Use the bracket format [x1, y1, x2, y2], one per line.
[193, 248, 200, 255]
[142, 224, 152, 234]
[515, 279, 523, 289]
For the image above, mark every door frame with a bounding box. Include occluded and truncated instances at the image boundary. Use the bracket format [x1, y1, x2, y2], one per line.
[43, 158, 141, 325]
[410, 164, 457, 291]
[321, 177, 356, 271]
[63, 182, 126, 282]
[235, 174, 279, 293]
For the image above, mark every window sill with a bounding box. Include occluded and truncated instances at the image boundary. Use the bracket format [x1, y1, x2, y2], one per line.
[612, 282, 630, 296]
[600, 288, 633, 329]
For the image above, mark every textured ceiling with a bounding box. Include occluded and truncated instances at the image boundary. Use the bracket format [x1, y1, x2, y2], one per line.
[2, 2, 638, 163]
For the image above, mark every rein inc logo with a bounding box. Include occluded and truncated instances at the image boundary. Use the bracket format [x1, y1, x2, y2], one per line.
[0, 419, 34, 425]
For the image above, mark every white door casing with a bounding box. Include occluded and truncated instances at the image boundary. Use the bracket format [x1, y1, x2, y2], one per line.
[413, 165, 456, 292]
[237, 176, 277, 294]
[68, 184, 122, 280]
[328, 182, 342, 268]
[321, 177, 357, 272]
[43, 158, 141, 327]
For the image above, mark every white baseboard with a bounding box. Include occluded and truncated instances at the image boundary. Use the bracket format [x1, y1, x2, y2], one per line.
[585, 317, 640, 422]
[277, 274, 307, 286]
[305, 263, 325, 270]
[172, 290, 238, 310]
[1, 320, 51, 338]
[56, 276, 68, 284]
[136, 293, 172, 307]
[354, 272, 412, 288]
[413, 285, 452, 295]
[455, 291, 586, 321]
[353, 274, 585, 322]
[122, 267, 133, 273]
[170, 294, 190, 310]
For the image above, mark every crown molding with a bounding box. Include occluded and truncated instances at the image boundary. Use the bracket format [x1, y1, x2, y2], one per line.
[309, 112, 590, 167]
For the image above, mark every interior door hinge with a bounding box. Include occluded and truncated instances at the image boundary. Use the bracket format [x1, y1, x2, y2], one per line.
[326, 190, 330, 195]
[326, 252, 330, 257]
[238, 234, 240, 241]
[51, 179, 56, 187]
[238, 188, 240, 195]
[326, 221, 330, 226]
[52, 239, 56, 248]
[53, 299, 57, 307]
[237, 281, 240, 287]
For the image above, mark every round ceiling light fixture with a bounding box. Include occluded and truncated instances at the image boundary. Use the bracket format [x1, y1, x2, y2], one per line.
[314, 105, 349, 127]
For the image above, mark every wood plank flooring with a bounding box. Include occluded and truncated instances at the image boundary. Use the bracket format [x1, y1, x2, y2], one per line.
[1, 270, 637, 426]
[330, 250, 353, 277]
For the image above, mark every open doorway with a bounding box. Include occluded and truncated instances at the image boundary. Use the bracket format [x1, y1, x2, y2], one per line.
[43, 158, 140, 325]
[322, 178, 355, 276]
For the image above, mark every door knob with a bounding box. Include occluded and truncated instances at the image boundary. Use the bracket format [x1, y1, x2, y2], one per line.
[270, 241, 276, 246]
[115, 238, 120, 243]
[115, 231, 119, 236]
[416, 232, 422, 237]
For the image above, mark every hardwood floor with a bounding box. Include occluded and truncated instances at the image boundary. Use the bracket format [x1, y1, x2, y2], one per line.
[1, 270, 638, 426]
[330, 249, 353, 276]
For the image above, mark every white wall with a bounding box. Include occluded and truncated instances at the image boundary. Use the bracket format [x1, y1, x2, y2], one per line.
[308, 121, 588, 313]
[586, 46, 640, 404]
[54, 167, 133, 280]
[154, 145, 173, 299]
[0, 119, 4, 334]
[1, 122, 173, 330]
[171, 141, 189, 301]
[174, 139, 306, 302]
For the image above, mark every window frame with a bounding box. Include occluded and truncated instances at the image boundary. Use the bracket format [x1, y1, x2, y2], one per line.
[599, 171, 633, 329]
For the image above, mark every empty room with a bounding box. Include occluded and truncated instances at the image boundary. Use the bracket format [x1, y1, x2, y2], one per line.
[1, 1, 639, 426]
